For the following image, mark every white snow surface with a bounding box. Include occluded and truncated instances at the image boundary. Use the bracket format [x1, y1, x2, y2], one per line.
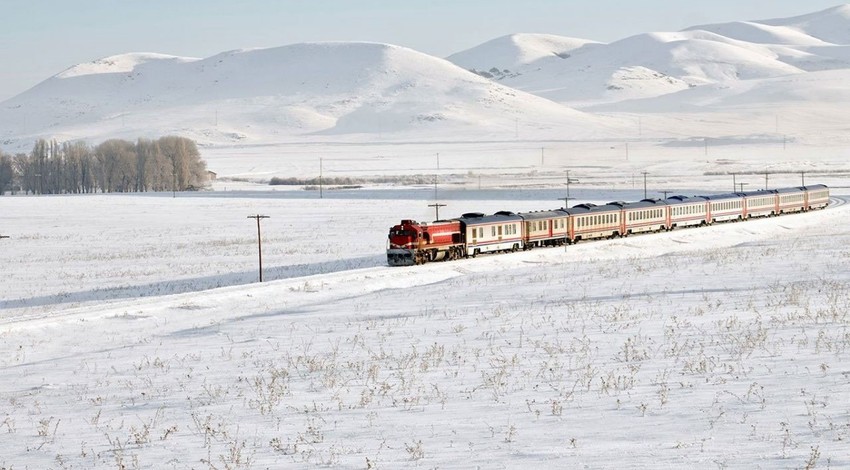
[1, 187, 849, 468]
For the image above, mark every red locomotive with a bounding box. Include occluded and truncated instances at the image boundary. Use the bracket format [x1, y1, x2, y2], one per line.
[387, 219, 465, 266]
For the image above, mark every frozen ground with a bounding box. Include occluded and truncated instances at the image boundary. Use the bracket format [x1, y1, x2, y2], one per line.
[1, 183, 849, 468]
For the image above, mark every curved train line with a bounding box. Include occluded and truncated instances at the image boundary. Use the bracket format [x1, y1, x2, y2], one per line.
[388, 185, 833, 266]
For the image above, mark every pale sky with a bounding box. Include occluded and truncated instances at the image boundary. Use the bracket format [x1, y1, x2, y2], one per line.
[0, 0, 845, 101]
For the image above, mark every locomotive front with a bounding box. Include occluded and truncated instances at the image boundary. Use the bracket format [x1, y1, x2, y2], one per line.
[387, 219, 421, 266]
[386, 219, 465, 266]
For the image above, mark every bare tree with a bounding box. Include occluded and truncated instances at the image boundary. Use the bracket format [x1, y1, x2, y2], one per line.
[0, 152, 13, 195]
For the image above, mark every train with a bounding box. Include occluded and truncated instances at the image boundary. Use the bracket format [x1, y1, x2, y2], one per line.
[386, 184, 830, 266]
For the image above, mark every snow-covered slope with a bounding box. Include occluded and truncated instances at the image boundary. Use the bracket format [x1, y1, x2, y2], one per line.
[760, 4, 850, 44]
[447, 5, 850, 107]
[6, 6, 850, 152]
[0, 42, 617, 150]
[446, 33, 600, 77]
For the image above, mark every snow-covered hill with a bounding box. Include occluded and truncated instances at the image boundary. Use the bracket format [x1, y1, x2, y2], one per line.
[5, 5, 850, 154]
[0, 42, 618, 150]
[449, 5, 850, 107]
[446, 33, 601, 78]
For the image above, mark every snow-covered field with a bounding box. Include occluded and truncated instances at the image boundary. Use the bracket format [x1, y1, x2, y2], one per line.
[2, 181, 849, 468]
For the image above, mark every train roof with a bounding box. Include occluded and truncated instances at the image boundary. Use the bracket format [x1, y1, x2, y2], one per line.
[802, 184, 828, 191]
[562, 203, 621, 215]
[702, 192, 744, 200]
[664, 195, 709, 205]
[775, 186, 805, 194]
[616, 199, 669, 210]
[517, 209, 569, 221]
[458, 212, 523, 225]
[740, 189, 776, 198]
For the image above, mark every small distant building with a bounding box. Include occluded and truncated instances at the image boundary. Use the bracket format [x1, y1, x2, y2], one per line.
[206, 170, 217, 181]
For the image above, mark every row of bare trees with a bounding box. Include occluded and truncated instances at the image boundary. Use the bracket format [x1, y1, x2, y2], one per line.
[0, 136, 208, 195]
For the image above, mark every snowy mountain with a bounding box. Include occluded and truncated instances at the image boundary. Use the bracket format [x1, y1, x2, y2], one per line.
[449, 5, 850, 107]
[759, 4, 850, 44]
[446, 33, 601, 78]
[0, 42, 616, 150]
[5, 5, 850, 151]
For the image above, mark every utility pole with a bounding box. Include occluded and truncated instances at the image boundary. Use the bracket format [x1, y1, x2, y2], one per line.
[765, 172, 769, 190]
[558, 196, 572, 208]
[737, 182, 748, 193]
[732, 173, 737, 193]
[565, 170, 572, 201]
[660, 190, 671, 199]
[641, 171, 649, 199]
[436, 152, 440, 170]
[801, 171, 806, 187]
[428, 202, 447, 220]
[247, 215, 270, 282]
[319, 157, 323, 199]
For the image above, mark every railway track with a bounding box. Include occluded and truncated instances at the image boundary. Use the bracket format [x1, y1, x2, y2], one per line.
[828, 195, 848, 208]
